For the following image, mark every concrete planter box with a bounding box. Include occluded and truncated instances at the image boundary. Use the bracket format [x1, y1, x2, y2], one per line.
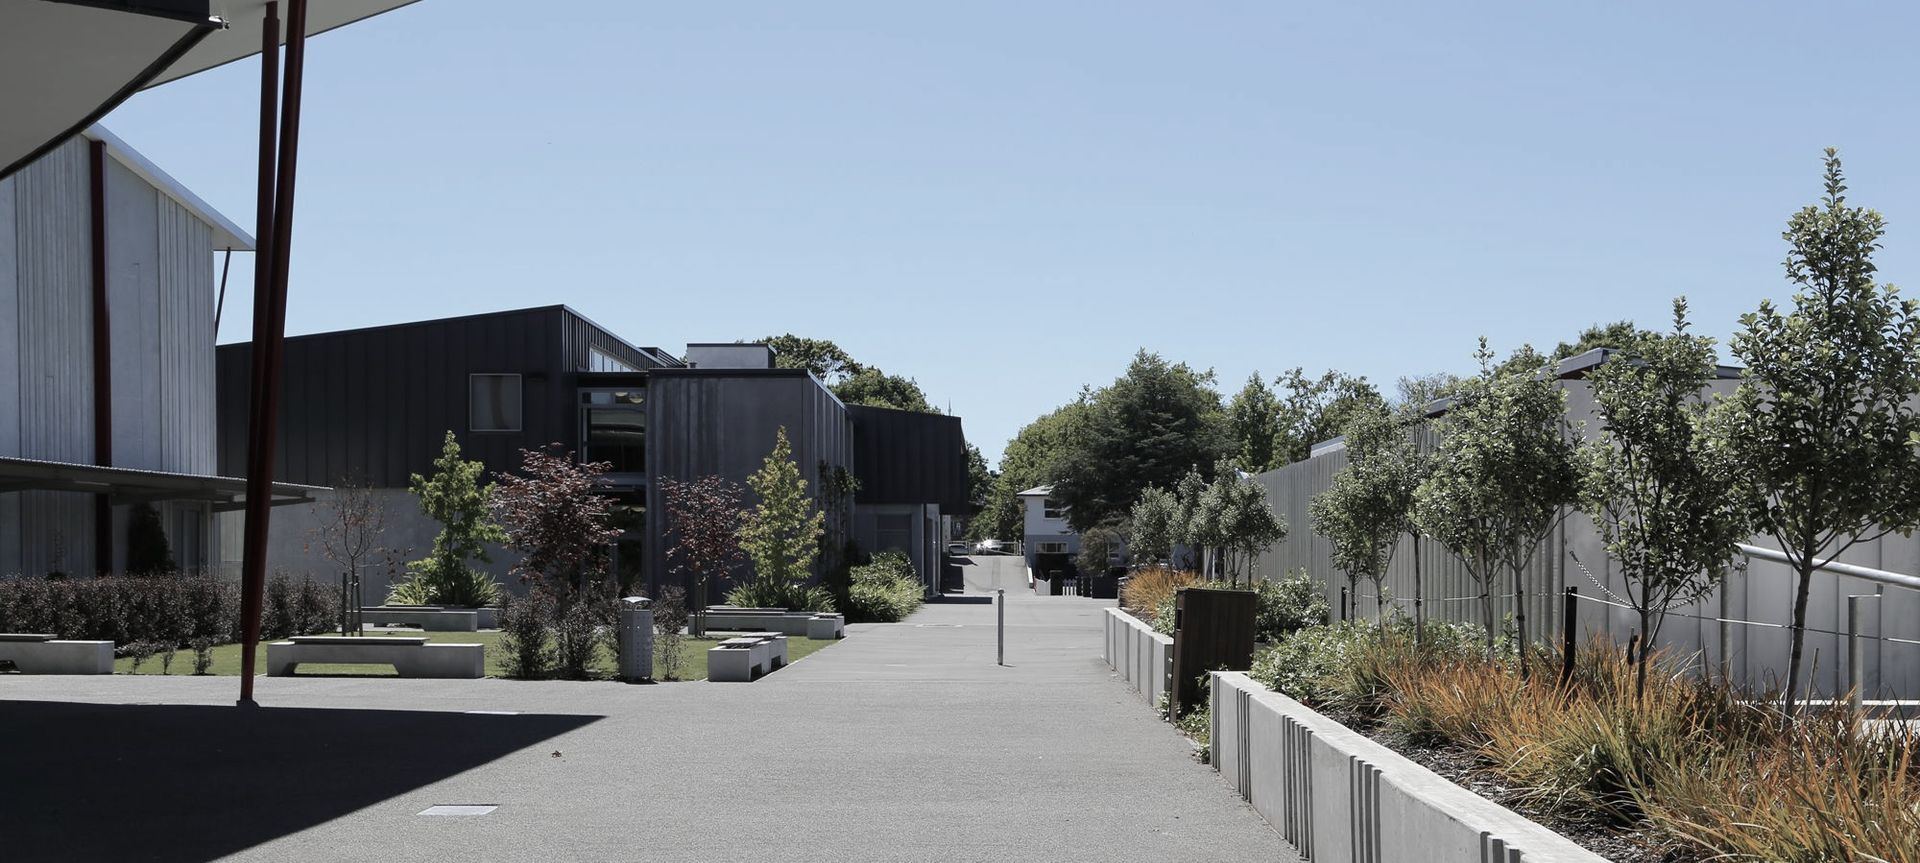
[359, 606, 480, 632]
[266, 636, 484, 679]
[0, 634, 114, 674]
[1211, 671, 1609, 863]
[1102, 608, 1172, 708]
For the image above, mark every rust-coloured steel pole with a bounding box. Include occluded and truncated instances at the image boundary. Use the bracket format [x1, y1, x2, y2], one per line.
[238, 0, 307, 704]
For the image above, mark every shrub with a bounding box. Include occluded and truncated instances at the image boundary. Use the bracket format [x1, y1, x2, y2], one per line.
[553, 581, 614, 680]
[1121, 566, 1200, 622]
[845, 551, 924, 623]
[498, 588, 555, 679]
[1249, 618, 1484, 715]
[724, 578, 835, 613]
[0, 574, 244, 647]
[1252, 569, 1328, 642]
[386, 559, 501, 608]
[262, 573, 339, 639]
[652, 586, 689, 681]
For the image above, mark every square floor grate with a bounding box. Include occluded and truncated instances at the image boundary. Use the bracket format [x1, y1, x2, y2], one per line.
[418, 805, 497, 817]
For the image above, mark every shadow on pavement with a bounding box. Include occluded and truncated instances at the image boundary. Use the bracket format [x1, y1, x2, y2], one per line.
[0, 699, 599, 863]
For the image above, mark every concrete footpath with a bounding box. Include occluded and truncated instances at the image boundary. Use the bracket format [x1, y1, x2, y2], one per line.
[0, 555, 1293, 862]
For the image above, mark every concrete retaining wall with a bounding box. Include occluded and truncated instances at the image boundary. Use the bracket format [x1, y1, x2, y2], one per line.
[1103, 608, 1172, 708]
[1211, 671, 1610, 863]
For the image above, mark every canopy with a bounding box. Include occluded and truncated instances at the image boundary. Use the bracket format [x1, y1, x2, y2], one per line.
[0, 0, 419, 180]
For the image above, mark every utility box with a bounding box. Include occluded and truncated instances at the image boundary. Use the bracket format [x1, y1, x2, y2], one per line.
[1170, 586, 1256, 717]
[619, 596, 655, 682]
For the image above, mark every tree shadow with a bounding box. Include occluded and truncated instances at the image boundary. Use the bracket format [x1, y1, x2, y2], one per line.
[0, 700, 598, 862]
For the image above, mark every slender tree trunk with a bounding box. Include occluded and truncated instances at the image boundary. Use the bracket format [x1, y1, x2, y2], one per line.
[1784, 560, 1815, 716]
[1513, 546, 1529, 680]
[1635, 608, 1652, 700]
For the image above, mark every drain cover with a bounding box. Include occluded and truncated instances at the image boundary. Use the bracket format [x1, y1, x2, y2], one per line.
[418, 805, 497, 817]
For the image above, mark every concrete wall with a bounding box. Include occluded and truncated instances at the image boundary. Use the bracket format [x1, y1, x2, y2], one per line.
[215, 486, 519, 601]
[1211, 672, 1608, 863]
[1103, 608, 1172, 708]
[1252, 376, 1920, 699]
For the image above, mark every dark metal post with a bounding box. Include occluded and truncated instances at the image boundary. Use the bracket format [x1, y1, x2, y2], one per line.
[236, 1, 281, 704]
[996, 588, 1005, 666]
[1339, 586, 1348, 622]
[1560, 586, 1577, 686]
[339, 572, 349, 635]
[1848, 595, 1866, 716]
[239, 0, 308, 704]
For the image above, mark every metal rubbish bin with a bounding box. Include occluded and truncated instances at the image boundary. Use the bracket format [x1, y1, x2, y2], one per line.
[619, 595, 654, 682]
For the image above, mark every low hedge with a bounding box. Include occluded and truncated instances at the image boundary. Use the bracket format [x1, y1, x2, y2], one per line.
[0, 572, 339, 647]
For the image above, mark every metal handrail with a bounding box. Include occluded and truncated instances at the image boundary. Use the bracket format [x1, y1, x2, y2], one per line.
[1736, 543, 1920, 591]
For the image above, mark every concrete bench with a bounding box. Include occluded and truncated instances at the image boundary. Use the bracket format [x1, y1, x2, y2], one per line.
[359, 606, 481, 632]
[266, 636, 484, 678]
[702, 607, 845, 639]
[0, 633, 114, 674]
[707, 634, 788, 682]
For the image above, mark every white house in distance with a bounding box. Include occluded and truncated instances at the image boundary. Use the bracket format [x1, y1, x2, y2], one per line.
[1017, 484, 1079, 576]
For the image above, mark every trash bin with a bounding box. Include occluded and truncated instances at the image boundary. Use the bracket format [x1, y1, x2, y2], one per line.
[619, 595, 654, 682]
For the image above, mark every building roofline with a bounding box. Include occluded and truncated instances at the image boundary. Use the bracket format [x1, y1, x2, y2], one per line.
[215, 305, 654, 359]
[86, 124, 252, 251]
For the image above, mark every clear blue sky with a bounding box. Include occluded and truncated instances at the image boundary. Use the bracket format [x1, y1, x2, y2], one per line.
[103, 1, 1920, 466]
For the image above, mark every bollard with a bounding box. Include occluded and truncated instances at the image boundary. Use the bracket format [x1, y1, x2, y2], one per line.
[1560, 586, 1577, 686]
[1718, 583, 1732, 686]
[1848, 595, 1865, 716]
[997, 588, 1005, 666]
[619, 596, 655, 682]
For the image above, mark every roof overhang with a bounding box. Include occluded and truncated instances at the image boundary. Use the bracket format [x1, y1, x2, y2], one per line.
[0, 457, 326, 511]
[0, 0, 420, 181]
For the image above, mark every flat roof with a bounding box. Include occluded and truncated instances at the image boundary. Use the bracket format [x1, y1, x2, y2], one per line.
[0, 456, 324, 511]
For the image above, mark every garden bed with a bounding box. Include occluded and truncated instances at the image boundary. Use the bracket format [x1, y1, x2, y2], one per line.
[1241, 619, 1920, 863]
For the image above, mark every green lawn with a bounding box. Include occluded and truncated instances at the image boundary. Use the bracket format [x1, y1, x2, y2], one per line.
[112, 630, 838, 681]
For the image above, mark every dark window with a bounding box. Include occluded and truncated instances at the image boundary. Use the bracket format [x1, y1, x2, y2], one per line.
[585, 407, 646, 473]
[875, 514, 913, 555]
[1042, 499, 1066, 520]
[470, 374, 523, 432]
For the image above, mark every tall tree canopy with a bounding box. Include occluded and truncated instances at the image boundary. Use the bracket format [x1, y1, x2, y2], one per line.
[1227, 373, 1282, 472]
[755, 333, 939, 413]
[976, 402, 1089, 540]
[834, 367, 937, 413]
[1706, 149, 1920, 714]
[1049, 351, 1231, 532]
[1272, 368, 1386, 466]
[761, 334, 864, 383]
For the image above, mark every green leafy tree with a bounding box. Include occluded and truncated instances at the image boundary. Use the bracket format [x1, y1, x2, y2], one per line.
[125, 502, 177, 575]
[397, 431, 508, 606]
[1127, 485, 1178, 564]
[736, 427, 827, 593]
[1707, 150, 1920, 715]
[1581, 299, 1753, 697]
[1413, 341, 1578, 667]
[1273, 368, 1386, 466]
[1050, 350, 1231, 532]
[1215, 471, 1286, 585]
[1394, 373, 1457, 413]
[1228, 373, 1282, 472]
[761, 334, 864, 383]
[978, 403, 1089, 540]
[1312, 401, 1420, 622]
[834, 366, 937, 413]
[1169, 467, 1209, 570]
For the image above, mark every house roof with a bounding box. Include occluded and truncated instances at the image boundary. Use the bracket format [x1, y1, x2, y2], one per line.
[1017, 484, 1052, 497]
[85, 125, 253, 251]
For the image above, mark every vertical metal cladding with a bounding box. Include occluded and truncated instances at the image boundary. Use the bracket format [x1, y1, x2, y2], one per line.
[7, 138, 96, 575]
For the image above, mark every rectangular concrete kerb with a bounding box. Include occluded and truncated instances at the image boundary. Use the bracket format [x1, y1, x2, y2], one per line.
[0, 635, 114, 674]
[1101, 608, 1171, 707]
[1209, 672, 1608, 862]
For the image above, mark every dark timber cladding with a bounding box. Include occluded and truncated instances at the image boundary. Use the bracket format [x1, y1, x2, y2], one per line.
[643, 368, 854, 595]
[846, 405, 969, 512]
[216, 306, 658, 487]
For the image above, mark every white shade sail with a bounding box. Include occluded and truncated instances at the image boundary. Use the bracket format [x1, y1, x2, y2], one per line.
[0, 0, 419, 180]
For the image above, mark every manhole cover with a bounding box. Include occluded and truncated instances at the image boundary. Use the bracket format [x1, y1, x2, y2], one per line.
[418, 805, 497, 817]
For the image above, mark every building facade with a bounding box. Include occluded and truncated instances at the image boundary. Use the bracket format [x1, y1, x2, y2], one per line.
[0, 127, 314, 577]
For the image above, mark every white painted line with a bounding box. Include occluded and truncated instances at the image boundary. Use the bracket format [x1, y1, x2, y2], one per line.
[464, 710, 520, 715]
[418, 805, 497, 817]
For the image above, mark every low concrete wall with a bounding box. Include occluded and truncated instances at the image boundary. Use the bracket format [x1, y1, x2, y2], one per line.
[1103, 608, 1172, 708]
[1211, 672, 1609, 863]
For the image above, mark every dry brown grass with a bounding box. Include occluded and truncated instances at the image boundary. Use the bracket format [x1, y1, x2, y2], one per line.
[1360, 636, 1920, 859]
[1120, 566, 1201, 621]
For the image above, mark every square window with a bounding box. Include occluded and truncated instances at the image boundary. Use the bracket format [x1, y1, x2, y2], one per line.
[470, 374, 523, 432]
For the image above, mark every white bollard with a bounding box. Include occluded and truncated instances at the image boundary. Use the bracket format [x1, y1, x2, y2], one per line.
[997, 588, 1005, 666]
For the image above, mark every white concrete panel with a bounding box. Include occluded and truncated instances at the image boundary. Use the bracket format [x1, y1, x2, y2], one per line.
[0, 173, 19, 460]
[11, 137, 91, 465]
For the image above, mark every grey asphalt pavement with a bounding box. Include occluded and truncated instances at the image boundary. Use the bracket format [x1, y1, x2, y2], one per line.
[0, 555, 1294, 862]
